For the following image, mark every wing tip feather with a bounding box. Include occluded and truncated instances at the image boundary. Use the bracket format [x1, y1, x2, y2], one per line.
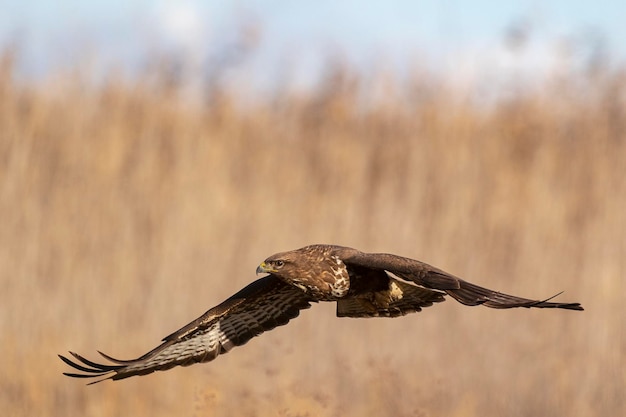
[59, 351, 123, 384]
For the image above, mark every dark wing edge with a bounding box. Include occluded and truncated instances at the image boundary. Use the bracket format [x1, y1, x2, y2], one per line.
[60, 275, 313, 384]
[442, 279, 583, 310]
[341, 250, 583, 311]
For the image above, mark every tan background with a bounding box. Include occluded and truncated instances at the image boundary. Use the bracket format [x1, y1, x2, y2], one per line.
[1, 54, 624, 416]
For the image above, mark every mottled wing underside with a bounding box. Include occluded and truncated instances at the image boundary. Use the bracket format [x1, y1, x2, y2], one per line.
[339, 250, 583, 311]
[337, 277, 445, 317]
[60, 276, 313, 383]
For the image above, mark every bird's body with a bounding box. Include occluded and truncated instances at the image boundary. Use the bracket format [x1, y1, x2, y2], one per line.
[261, 245, 354, 300]
[60, 244, 582, 383]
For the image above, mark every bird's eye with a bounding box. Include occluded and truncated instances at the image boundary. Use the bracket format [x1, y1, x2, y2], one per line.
[275, 260, 284, 268]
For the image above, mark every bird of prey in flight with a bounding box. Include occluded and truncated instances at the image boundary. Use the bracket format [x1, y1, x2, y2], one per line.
[60, 244, 582, 384]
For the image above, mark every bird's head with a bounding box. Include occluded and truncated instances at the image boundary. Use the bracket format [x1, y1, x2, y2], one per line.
[256, 259, 283, 275]
[256, 245, 339, 280]
[256, 247, 319, 279]
[256, 251, 293, 277]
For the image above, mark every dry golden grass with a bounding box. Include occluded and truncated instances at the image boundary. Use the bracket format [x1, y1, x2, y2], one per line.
[1, 48, 624, 416]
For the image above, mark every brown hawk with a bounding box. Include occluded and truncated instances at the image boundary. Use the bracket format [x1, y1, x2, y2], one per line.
[60, 244, 582, 383]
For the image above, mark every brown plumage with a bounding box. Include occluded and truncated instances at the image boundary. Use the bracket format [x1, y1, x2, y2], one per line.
[60, 244, 582, 383]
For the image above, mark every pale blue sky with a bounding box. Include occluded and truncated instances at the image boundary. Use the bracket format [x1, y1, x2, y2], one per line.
[2, 1, 624, 88]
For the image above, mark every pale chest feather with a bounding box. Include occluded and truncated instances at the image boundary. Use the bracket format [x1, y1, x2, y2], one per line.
[289, 255, 350, 301]
[327, 255, 350, 299]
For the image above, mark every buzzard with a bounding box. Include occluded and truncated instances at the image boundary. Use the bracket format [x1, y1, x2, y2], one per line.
[60, 244, 582, 383]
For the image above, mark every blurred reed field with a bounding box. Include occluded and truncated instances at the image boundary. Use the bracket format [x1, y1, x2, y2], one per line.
[1, 46, 625, 417]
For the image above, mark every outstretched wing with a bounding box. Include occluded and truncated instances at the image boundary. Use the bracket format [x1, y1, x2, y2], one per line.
[60, 275, 313, 383]
[339, 250, 583, 311]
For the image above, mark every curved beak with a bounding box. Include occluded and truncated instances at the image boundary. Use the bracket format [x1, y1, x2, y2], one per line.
[256, 262, 269, 275]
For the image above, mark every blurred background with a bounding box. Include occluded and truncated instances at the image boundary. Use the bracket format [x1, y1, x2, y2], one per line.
[1, 1, 624, 416]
